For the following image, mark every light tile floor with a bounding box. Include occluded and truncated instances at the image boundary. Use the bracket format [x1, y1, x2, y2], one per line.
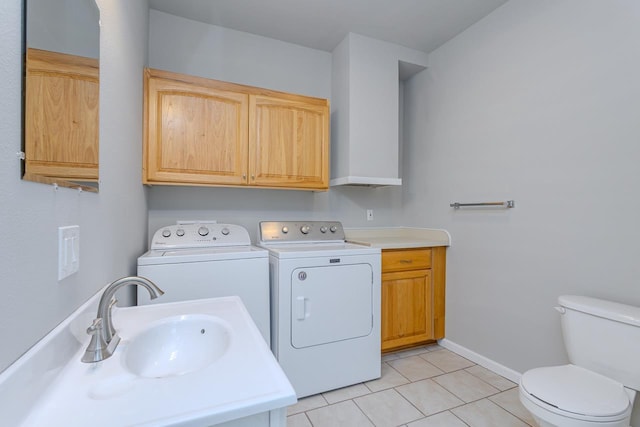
[286, 344, 537, 427]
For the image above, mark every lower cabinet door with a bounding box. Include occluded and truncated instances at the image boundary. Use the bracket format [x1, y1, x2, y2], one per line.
[381, 269, 434, 351]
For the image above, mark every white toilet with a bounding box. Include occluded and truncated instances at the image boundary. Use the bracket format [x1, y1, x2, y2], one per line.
[519, 295, 640, 427]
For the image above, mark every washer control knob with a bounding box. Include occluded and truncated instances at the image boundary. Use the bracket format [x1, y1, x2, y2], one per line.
[221, 227, 230, 236]
[161, 229, 171, 238]
[282, 226, 289, 234]
[320, 226, 328, 233]
[176, 228, 185, 237]
[329, 225, 338, 233]
[300, 225, 311, 234]
[198, 226, 209, 237]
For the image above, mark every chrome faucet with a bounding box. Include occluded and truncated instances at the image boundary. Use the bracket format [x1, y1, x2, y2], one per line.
[81, 276, 164, 363]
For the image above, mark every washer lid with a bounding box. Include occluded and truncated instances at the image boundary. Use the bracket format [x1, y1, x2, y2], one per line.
[137, 246, 268, 265]
[521, 365, 630, 417]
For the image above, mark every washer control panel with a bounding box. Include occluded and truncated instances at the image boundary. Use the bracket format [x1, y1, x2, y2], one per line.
[259, 221, 345, 243]
[150, 223, 251, 249]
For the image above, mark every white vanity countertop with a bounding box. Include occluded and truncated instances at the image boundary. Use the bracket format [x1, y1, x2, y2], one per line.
[344, 227, 451, 249]
[0, 290, 295, 427]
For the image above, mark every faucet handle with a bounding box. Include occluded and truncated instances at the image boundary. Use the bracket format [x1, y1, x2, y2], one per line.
[86, 317, 103, 334]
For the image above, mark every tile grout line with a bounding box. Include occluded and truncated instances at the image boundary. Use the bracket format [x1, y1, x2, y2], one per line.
[488, 394, 536, 427]
[450, 410, 473, 427]
[351, 393, 397, 427]
[386, 347, 522, 424]
[387, 347, 480, 424]
[291, 344, 530, 427]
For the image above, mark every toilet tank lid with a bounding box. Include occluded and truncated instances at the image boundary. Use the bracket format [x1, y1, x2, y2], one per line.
[521, 365, 630, 417]
[559, 295, 640, 327]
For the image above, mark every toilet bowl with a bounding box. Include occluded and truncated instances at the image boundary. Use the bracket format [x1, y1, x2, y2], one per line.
[519, 365, 635, 427]
[518, 296, 640, 427]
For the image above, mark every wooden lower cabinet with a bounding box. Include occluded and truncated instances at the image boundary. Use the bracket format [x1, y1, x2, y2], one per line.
[381, 247, 446, 352]
[381, 268, 433, 351]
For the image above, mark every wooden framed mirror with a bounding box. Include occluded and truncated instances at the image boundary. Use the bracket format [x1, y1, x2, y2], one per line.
[23, 0, 100, 191]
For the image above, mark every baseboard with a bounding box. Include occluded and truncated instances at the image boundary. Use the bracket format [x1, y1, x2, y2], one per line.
[438, 338, 522, 384]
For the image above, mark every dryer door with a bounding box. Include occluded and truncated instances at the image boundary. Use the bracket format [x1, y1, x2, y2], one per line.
[291, 263, 373, 348]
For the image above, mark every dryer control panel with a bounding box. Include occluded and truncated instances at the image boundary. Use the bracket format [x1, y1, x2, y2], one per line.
[150, 223, 251, 249]
[259, 221, 345, 244]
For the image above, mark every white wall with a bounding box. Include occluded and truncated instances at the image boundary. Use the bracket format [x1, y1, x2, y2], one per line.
[330, 33, 429, 183]
[148, 10, 330, 98]
[5, 1, 640, 420]
[147, 11, 403, 238]
[0, 0, 150, 373]
[27, 0, 99, 58]
[402, 0, 640, 377]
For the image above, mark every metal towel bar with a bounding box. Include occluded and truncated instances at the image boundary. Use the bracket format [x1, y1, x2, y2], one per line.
[450, 200, 515, 209]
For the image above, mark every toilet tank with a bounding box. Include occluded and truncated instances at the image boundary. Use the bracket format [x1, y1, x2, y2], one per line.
[559, 295, 640, 390]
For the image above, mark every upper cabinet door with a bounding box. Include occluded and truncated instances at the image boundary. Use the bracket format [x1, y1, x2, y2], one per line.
[25, 48, 99, 181]
[144, 69, 249, 186]
[249, 94, 329, 190]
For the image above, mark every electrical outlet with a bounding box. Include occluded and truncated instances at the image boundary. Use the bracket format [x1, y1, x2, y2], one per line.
[366, 209, 374, 221]
[58, 225, 80, 281]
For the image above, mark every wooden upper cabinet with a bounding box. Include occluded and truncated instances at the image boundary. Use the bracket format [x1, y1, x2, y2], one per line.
[25, 48, 99, 181]
[250, 95, 329, 189]
[144, 69, 249, 185]
[144, 68, 329, 190]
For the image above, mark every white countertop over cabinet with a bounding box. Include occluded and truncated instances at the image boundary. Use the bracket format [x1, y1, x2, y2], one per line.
[344, 227, 451, 249]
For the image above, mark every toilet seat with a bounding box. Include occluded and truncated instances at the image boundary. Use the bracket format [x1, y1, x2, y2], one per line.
[520, 364, 631, 422]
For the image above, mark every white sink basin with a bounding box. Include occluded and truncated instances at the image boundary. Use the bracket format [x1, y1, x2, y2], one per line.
[125, 314, 230, 378]
[4, 296, 296, 427]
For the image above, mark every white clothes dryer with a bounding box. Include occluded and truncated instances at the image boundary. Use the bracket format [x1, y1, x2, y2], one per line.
[137, 223, 270, 344]
[259, 221, 381, 398]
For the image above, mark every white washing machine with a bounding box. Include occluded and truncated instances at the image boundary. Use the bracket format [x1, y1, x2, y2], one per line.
[137, 223, 271, 344]
[259, 221, 381, 398]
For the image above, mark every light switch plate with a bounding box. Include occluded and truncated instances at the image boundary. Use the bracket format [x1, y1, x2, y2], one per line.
[58, 225, 80, 281]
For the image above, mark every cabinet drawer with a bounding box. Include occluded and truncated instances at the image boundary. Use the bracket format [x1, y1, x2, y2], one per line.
[382, 248, 431, 272]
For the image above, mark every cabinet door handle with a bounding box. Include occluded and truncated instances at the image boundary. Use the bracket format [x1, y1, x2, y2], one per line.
[242, 174, 246, 180]
[399, 259, 413, 264]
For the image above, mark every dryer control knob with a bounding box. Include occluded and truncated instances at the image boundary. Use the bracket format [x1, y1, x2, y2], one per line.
[329, 225, 337, 233]
[320, 226, 328, 233]
[198, 226, 209, 236]
[162, 229, 171, 238]
[176, 228, 185, 237]
[221, 227, 230, 236]
[282, 226, 289, 234]
[300, 225, 311, 234]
